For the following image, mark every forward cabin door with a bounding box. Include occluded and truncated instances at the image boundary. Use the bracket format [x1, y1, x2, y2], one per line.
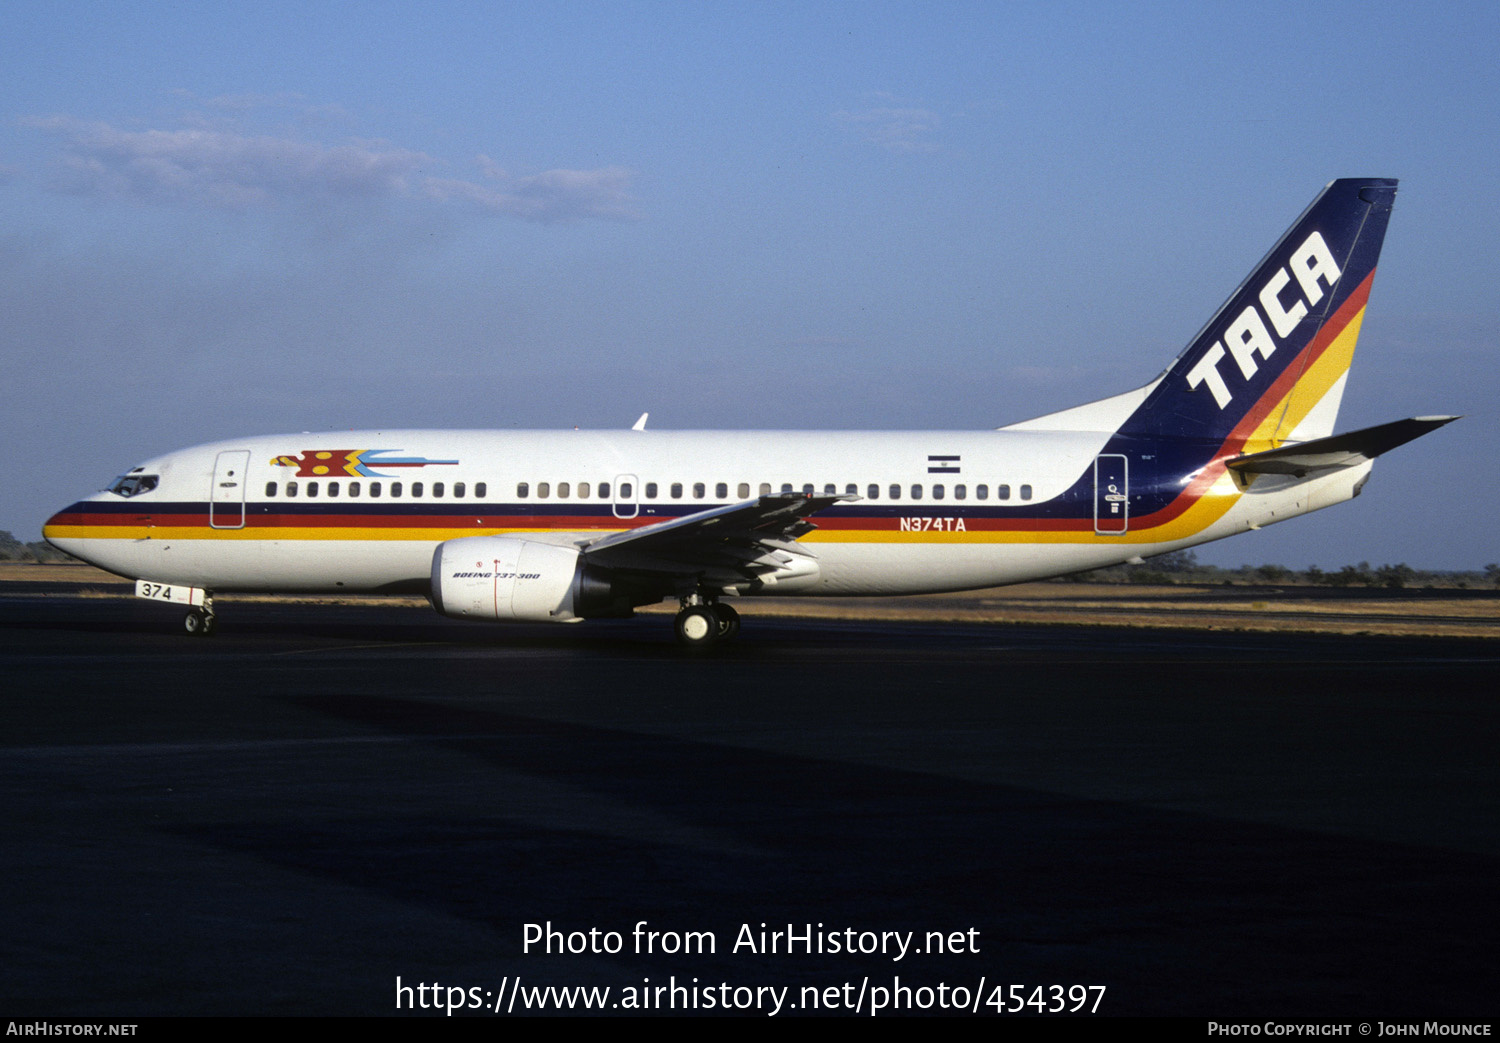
[210, 450, 250, 529]
[1093, 454, 1129, 534]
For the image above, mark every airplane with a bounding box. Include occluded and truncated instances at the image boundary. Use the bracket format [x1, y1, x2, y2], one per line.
[44, 178, 1455, 645]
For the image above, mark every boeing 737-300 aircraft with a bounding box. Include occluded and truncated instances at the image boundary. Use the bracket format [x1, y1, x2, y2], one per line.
[45, 178, 1455, 644]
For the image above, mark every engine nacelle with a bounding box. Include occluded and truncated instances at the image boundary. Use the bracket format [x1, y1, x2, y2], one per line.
[430, 536, 621, 622]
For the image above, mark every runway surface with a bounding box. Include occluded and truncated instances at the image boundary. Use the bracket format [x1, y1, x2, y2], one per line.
[2, 592, 1497, 1017]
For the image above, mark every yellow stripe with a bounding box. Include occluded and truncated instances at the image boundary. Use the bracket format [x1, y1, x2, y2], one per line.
[50, 507, 1245, 547]
[1246, 306, 1365, 454]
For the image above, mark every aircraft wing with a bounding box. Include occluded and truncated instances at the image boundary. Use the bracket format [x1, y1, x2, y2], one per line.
[1227, 416, 1459, 477]
[582, 492, 856, 591]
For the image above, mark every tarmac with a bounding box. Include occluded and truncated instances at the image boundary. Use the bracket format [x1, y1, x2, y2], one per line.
[2, 588, 1497, 1017]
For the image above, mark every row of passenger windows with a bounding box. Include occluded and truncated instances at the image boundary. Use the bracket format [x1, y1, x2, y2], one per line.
[266, 480, 486, 499]
[264, 478, 1034, 502]
[518, 481, 1034, 502]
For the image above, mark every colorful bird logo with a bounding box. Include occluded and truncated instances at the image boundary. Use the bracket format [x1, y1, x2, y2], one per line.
[269, 449, 459, 477]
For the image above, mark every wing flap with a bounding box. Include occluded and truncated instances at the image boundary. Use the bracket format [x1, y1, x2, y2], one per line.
[583, 492, 854, 589]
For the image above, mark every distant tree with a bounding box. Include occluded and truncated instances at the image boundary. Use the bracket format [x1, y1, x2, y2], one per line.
[27, 541, 76, 563]
[1328, 565, 1363, 588]
[0, 531, 29, 561]
[1255, 563, 1291, 583]
[1375, 563, 1416, 590]
[1148, 549, 1199, 573]
[1487, 563, 1500, 588]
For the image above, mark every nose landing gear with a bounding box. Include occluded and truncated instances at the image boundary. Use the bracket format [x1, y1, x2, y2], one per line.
[183, 596, 217, 637]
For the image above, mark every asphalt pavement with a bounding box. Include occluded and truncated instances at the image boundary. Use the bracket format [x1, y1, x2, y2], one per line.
[2, 592, 1496, 1017]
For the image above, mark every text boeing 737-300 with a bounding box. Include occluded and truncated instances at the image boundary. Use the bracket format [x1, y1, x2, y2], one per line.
[45, 178, 1456, 645]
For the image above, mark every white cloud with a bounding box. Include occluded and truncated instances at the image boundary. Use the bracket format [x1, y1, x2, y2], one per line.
[426, 164, 640, 223]
[22, 114, 639, 222]
[24, 116, 426, 207]
[833, 106, 943, 153]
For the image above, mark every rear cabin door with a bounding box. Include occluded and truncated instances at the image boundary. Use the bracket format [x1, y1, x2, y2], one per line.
[210, 450, 250, 529]
[1094, 454, 1129, 534]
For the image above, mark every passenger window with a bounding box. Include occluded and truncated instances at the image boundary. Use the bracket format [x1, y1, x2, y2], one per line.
[412, 482, 424, 497]
[517, 482, 529, 498]
[455, 482, 466, 498]
[433, 482, 445, 498]
[867, 484, 879, 499]
[955, 485, 966, 500]
[391, 482, 402, 498]
[534, 482, 546, 498]
[889, 484, 901, 500]
[781, 483, 793, 493]
[802, 484, 814, 495]
[998, 484, 1010, 500]
[760, 483, 771, 495]
[933, 484, 944, 500]
[645, 482, 658, 498]
[845, 484, 857, 495]
[265, 482, 277, 497]
[620, 482, 632, 497]
[976, 484, 988, 500]
[576, 482, 587, 498]
[475, 482, 485, 498]
[555, 482, 567, 498]
[671, 483, 683, 498]
[1021, 484, 1033, 500]
[599, 482, 610, 498]
[348, 481, 359, 497]
[369, 482, 380, 498]
[910, 484, 922, 499]
[307, 481, 319, 497]
[328, 482, 339, 497]
[823, 483, 836, 495]
[693, 482, 706, 499]
[716, 482, 729, 499]
[738, 483, 750, 499]
[286, 482, 298, 497]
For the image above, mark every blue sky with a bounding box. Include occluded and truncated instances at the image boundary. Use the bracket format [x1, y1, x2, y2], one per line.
[2, 1, 1495, 568]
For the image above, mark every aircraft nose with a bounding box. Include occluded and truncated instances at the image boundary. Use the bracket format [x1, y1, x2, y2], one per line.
[43, 503, 78, 536]
[42, 501, 91, 554]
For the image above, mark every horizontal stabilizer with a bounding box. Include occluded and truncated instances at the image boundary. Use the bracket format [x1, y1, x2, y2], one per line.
[1226, 416, 1459, 477]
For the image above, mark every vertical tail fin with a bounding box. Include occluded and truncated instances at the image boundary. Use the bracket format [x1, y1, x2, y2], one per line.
[1117, 178, 1397, 450]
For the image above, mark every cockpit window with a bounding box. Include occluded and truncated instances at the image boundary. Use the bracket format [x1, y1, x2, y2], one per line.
[107, 474, 158, 497]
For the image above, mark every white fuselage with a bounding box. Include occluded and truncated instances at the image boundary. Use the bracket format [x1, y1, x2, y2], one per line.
[44, 426, 1371, 599]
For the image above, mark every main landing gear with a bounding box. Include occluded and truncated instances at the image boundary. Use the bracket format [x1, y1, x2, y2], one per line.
[183, 597, 217, 637]
[673, 597, 740, 647]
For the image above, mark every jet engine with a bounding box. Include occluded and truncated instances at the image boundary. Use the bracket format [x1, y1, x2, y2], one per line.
[429, 536, 627, 622]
